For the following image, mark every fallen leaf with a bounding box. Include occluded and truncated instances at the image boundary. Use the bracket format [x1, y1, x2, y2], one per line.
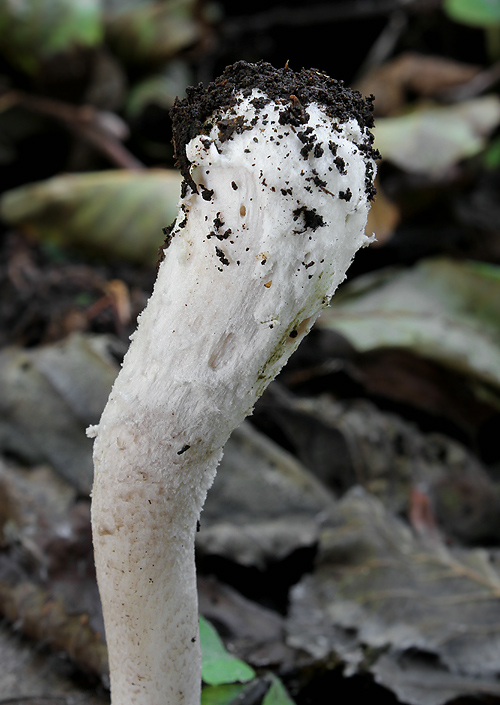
[253, 390, 500, 544]
[287, 488, 500, 705]
[0, 454, 104, 640]
[0, 621, 107, 704]
[351, 348, 497, 442]
[0, 333, 120, 492]
[356, 53, 480, 116]
[0, 169, 182, 265]
[372, 651, 500, 705]
[0, 461, 76, 551]
[199, 421, 334, 569]
[105, 0, 207, 66]
[374, 95, 500, 175]
[0, 0, 103, 75]
[198, 576, 293, 670]
[319, 257, 500, 391]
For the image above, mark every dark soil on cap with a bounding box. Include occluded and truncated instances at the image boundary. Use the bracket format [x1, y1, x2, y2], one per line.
[170, 60, 378, 192]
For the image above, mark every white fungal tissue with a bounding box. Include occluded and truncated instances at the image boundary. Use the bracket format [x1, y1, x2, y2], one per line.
[90, 62, 377, 705]
[149, 89, 377, 431]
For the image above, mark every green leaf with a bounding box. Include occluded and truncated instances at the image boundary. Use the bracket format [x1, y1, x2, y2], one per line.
[319, 257, 500, 391]
[0, 169, 182, 265]
[200, 617, 256, 686]
[105, 0, 204, 66]
[0, 0, 103, 75]
[444, 0, 500, 27]
[262, 675, 295, 705]
[483, 135, 500, 168]
[201, 683, 247, 705]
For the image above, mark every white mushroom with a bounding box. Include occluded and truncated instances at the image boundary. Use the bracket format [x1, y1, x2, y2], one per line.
[89, 61, 378, 705]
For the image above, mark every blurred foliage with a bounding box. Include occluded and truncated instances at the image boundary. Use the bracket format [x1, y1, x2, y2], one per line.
[444, 0, 500, 28]
[105, 0, 209, 66]
[373, 95, 500, 175]
[443, 0, 500, 60]
[0, 169, 182, 264]
[0, 0, 103, 75]
[200, 616, 256, 687]
[320, 257, 500, 390]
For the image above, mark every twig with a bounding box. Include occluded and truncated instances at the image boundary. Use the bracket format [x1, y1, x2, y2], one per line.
[440, 60, 500, 102]
[0, 580, 109, 679]
[354, 10, 409, 80]
[0, 91, 144, 171]
[222, 0, 417, 37]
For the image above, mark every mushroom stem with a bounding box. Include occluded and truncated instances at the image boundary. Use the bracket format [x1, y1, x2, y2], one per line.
[89, 61, 378, 705]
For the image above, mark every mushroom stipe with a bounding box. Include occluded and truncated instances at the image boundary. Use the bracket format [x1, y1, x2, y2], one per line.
[89, 60, 378, 705]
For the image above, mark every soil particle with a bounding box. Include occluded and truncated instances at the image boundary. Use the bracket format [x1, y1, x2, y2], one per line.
[160, 224, 175, 258]
[292, 206, 325, 232]
[215, 247, 230, 266]
[214, 213, 224, 230]
[334, 156, 347, 175]
[200, 185, 214, 201]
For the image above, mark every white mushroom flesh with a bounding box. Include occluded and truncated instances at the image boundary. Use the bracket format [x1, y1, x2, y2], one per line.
[90, 76, 376, 705]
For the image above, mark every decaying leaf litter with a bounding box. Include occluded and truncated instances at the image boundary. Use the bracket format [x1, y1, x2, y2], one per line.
[1, 1, 500, 704]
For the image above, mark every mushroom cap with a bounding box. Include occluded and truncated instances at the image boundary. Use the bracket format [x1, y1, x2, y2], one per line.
[170, 60, 378, 199]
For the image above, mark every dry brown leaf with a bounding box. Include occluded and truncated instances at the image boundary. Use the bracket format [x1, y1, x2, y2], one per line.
[0, 621, 108, 705]
[199, 421, 333, 569]
[0, 333, 121, 492]
[287, 489, 500, 705]
[365, 178, 400, 245]
[357, 53, 481, 116]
